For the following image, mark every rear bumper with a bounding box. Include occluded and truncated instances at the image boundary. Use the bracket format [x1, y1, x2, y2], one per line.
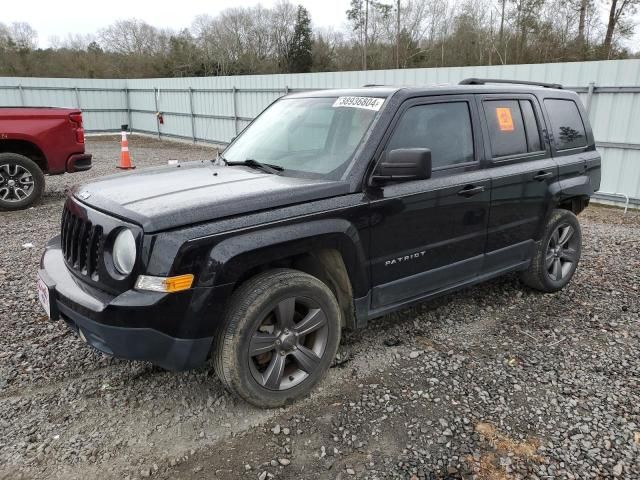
[66, 153, 92, 173]
[40, 236, 213, 371]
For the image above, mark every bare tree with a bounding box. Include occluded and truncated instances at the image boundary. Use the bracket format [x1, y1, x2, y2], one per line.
[0, 1, 638, 79]
[603, 0, 639, 58]
[9, 22, 38, 50]
[271, 0, 298, 71]
[49, 34, 96, 51]
[0, 23, 12, 49]
[99, 19, 169, 56]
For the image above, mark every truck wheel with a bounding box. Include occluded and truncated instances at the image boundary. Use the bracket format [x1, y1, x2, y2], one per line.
[0, 153, 45, 211]
[519, 209, 582, 293]
[214, 269, 342, 408]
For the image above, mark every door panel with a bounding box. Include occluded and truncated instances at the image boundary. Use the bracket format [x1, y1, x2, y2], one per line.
[479, 94, 557, 270]
[369, 169, 490, 308]
[367, 95, 490, 309]
[488, 157, 558, 252]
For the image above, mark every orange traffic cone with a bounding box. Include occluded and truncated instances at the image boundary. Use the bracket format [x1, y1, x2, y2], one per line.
[117, 125, 135, 170]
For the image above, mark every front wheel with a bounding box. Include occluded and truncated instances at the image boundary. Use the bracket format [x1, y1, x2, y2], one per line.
[0, 153, 45, 211]
[519, 208, 582, 292]
[214, 269, 342, 408]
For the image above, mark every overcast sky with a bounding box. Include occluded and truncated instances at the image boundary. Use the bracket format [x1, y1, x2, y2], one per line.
[4, 0, 639, 50]
[5, 0, 351, 47]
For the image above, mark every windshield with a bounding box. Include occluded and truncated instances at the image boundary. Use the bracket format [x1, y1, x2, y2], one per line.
[223, 96, 384, 179]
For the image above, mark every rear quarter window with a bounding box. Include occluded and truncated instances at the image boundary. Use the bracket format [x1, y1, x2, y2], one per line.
[544, 99, 587, 150]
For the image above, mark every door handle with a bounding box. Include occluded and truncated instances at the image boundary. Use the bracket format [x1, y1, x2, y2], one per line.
[457, 185, 485, 197]
[533, 171, 553, 181]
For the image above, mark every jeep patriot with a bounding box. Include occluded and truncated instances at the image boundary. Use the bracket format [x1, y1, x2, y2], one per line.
[38, 79, 601, 407]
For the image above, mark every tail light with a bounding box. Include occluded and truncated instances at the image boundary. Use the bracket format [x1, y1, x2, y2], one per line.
[69, 113, 85, 143]
[69, 113, 83, 126]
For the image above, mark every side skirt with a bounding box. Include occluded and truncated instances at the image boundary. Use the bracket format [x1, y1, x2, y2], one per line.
[353, 259, 530, 328]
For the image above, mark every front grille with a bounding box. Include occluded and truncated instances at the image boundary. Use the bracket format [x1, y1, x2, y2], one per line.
[61, 206, 103, 280]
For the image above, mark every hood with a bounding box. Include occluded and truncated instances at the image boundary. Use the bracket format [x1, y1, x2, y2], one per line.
[73, 161, 350, 232]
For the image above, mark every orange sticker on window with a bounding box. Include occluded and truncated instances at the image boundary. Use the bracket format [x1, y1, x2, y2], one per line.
[496, 107, 514, 132]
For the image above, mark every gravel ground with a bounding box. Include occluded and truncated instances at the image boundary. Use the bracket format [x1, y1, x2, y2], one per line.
[1, 136, 639, 480]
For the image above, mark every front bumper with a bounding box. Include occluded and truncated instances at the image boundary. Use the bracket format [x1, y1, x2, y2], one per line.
[66, 153, 92, 173]
[40, 237, 214, 371]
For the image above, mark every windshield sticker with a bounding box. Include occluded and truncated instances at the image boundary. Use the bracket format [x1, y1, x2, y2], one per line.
[333, 96, 385, 111]
[496, 107, 515, 131]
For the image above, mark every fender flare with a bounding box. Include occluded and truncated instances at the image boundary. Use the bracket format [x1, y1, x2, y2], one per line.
[206, 219, 370, 297]
[535, 175, 594, 240]
[548, 175, 594, 203]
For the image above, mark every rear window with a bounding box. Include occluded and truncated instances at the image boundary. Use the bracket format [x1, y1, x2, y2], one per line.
[544, 99, 587, 150]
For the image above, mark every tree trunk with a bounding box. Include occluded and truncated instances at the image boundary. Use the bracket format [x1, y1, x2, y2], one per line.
[515, 0, 523, 63]
[577, 0, 587, 43]
[396, 0, 400, 69]
[499, 0, 506, 47]
[604, 0, 618, 58]
[363, 0, 368, 70]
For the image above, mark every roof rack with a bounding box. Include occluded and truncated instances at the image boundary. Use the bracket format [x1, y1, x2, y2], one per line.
[459, 78, 562, 89]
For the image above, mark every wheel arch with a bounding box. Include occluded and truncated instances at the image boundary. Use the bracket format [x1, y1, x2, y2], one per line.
[0, 139, 48, 172]
[205, 219, 370, 329]
[548, 176, 594, 211]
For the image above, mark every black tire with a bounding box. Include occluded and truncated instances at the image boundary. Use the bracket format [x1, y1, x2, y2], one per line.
[0, 153, 45, 211]
[214, 269, 342, 408]
[519, 208, 582, 292]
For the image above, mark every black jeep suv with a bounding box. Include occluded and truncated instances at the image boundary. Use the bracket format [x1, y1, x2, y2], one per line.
[38, 79, 601, 407]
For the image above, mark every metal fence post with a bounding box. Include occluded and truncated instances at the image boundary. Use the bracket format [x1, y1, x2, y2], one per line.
[188, 87, 196, 143]
[18, 84, 25, 105]
[154, 87, 160, 139]
[232, 86, 238, 137]
[74, 87, 81, 109]
[285, 85, 289, 95]
[586, 81, 595, 116]
[125, 87, 132, 133]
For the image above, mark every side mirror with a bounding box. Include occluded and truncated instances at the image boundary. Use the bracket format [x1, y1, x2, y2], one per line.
[371, 148, 432, 184]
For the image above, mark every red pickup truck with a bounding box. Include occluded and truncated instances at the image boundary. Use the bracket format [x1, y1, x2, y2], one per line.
[0, 107, 92, 210]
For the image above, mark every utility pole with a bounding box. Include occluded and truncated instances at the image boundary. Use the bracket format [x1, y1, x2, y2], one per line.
[396, 0, 400, 69]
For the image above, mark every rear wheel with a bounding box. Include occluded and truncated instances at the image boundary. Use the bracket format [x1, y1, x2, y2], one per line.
[0, 153, 45, 211]
[519, 209, 582, 292]
[214, 269, 341, 408]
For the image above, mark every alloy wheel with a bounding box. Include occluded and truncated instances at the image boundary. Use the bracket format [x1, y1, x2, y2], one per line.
[0, 163, 35, 203]
[546, 223, 579, 281]
[249, 296, 329, 391]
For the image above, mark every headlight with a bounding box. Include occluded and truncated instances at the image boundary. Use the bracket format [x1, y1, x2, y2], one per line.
[112, 229, 136, 275]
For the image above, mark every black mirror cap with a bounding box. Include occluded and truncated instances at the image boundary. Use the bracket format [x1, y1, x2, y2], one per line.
[372, 148, 432, 183]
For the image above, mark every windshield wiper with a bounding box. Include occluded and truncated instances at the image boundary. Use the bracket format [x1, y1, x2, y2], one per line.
[226, 159, 283, 175]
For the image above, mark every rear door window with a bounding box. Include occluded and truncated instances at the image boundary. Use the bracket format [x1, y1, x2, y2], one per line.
[483, 99, 543, 158]
[544, 99, 587, 150]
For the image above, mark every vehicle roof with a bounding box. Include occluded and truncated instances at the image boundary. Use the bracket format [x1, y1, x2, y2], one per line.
[286, 83, 569, 99]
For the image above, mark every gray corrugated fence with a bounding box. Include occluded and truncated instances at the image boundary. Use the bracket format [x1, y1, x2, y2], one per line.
[1, 59, 639, 207]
